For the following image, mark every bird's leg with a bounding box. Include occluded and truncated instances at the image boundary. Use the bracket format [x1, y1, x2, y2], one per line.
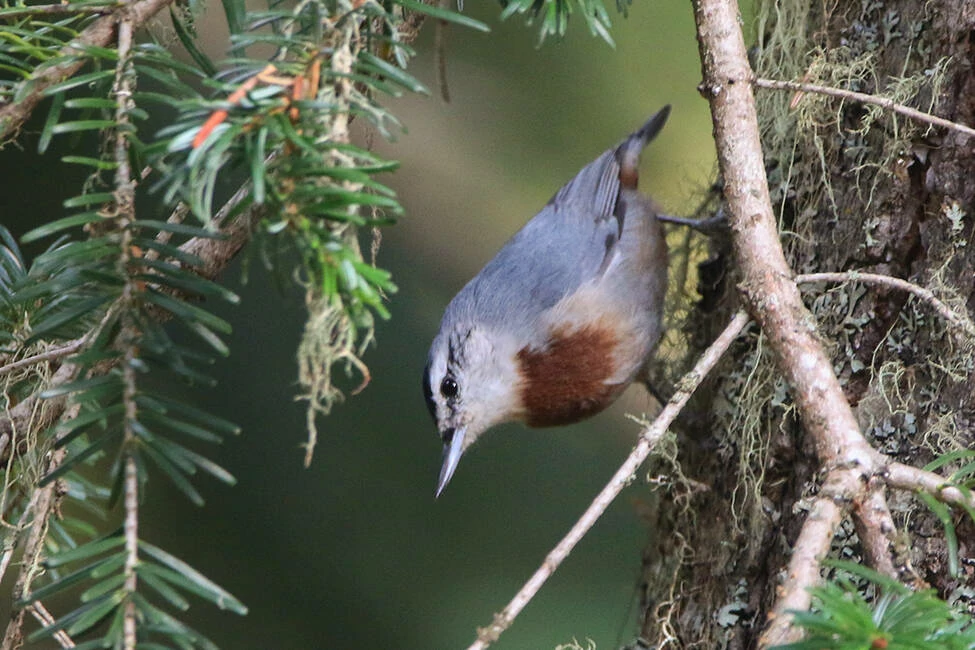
[657, 208, 728, 235]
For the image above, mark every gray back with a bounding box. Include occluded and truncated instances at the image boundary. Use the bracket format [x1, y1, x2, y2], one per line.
[443, 147, 623, 338]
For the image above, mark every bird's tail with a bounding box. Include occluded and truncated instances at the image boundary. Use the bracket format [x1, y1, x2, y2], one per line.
[548, 105, 670, 218]
[617, 105, 671, 189]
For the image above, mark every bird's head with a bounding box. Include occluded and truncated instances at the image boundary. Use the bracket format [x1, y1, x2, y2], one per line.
[423, 323, 524, 497]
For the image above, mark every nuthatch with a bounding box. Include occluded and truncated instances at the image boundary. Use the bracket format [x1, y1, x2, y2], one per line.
[424, 106, 672, 497]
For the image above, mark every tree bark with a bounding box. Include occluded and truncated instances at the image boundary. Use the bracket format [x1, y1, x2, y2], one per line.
[638, 0, 975, 646]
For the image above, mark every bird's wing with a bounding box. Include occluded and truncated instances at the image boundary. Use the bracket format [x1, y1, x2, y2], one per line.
[446, 107, 671, 332]
[548, 105, 671, 269]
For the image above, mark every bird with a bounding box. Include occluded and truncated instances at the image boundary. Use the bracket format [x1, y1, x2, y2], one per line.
[424, 106, 672, 498]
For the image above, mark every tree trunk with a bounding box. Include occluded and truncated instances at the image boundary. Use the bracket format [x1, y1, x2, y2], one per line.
[639, 0, 975, 646]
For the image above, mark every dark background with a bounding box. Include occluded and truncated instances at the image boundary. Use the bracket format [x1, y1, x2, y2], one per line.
[0, 2, 716, 647]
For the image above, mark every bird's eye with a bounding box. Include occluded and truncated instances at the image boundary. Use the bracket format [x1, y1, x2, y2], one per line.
[440, 377, 459, 399]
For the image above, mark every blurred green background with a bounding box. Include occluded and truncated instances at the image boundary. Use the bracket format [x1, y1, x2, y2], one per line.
[0, 2, 716, 648]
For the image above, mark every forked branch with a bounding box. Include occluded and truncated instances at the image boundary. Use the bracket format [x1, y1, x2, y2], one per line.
[693, 0, 887, 645]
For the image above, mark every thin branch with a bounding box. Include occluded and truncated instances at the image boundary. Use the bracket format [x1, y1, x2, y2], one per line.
[762, 467, 893, 645]
[112, 15, 136, 213]
[0, 298, 122, 465]
[465, 310, 751, 650]
[111, 7, 140, 646]
[0, 0, 174, 140]
[121, 456, 138, 649]
[144, 202, 190, 261]
[0, 342, 84, 379]
[851, 480, 897, 579]
[29, 602, 75, 648]
[796, 271, 975, 339]
[0, 3, 118, 17]
[762, 463, 880, 648]
[885, 462, 975, 511]
[762, 487, 844, 647]
[754, 78, 975, 140]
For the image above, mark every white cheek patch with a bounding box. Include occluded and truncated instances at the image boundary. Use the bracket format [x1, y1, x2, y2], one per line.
[458, 329, 527, 429]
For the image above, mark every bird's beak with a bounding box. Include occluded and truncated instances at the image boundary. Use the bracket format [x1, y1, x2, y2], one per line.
[435, 426, 466, 498]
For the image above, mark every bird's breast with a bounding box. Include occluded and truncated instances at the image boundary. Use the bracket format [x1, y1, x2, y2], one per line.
[516, 322, 627, 427]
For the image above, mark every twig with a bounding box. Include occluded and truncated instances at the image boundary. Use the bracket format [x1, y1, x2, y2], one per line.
[2, 298, 120, 469]
[121, 456, 138, 649]
[762, 463, 879, 647]
[144, 202, 190, 261]
[0, 362, 75, 443]
[763, 487, 844, 646]
[29, 602, 75, 648]
[0, 297, 125, 456]
[112, 10, 136, 207]
[465, 310, 751, 650]
[111, 7, 141, 646]
[0, 3, 118, 17]
[0, 341, 84, 379]
[885, 462, 975, 511]
[796, 271, 975, 339]
[754, 78, 975, 140]
[0, 0, 174, 140]
[767, 458, 975, 642]
[851, 480, 897, 579]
